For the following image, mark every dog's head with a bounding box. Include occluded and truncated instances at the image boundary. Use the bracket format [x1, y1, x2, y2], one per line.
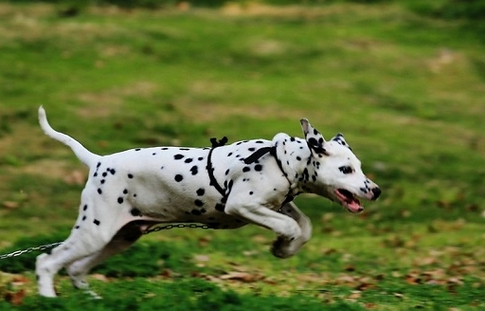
[299, 118, 381, 213]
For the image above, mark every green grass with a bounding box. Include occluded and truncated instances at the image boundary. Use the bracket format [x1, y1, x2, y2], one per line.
[1, 2, 485, 310]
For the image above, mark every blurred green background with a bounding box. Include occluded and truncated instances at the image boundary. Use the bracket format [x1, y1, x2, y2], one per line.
[1, 0, 485, 310]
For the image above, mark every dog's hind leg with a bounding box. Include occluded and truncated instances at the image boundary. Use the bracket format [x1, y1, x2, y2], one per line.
[36, 236, 100, 298]
[36, 220, 132, 297]
[65, 221, 148, 297]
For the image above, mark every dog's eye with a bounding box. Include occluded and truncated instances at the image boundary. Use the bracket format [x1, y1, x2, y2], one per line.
[339, 166, 353, 174]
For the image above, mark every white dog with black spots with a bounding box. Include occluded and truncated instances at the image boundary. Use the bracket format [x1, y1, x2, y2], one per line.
[35, 106, 381, 297]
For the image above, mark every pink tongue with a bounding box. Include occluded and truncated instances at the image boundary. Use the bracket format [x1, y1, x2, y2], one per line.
[347, 201, 363, 213]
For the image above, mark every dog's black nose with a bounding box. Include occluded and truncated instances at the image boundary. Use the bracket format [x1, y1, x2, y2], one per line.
[371, 187, 381, 200]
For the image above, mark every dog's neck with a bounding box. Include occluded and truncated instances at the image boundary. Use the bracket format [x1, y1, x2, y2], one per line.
[272, 133, 316, 196]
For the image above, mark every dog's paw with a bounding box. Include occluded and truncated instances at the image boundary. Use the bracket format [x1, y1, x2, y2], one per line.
[270, 236, 295, 259]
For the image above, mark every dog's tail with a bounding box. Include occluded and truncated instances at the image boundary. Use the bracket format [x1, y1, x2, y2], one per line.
[38, 106, 101, 168]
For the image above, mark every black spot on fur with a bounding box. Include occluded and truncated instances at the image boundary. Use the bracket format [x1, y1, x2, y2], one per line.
[75, 226, 80, 229]
[254, 164, 263, 171]
[190, 166, 198, 175]
[93, 219, 100, 226]
[174, 154, 184, 160]
[249, 191, 254, 195]
[184, 158, 193, 163]
[196, 188, 205, 196]
[198, 157, 204, 161]
[242, 166, 250, 173]
[102, 172, 107, 177]
[131, 208, 141, 217]
[128, 174, 134, 179]
[97, 162, 101, 168]
[135, 148, 141, 151]
[248, 147, 255, 152]
[225, 169, 230, 175]
[110, 168, 116, 175]
[118, 197, 124, 204]
[215, 203, 225, 212]
[123, 189, 128, 194]
[175, 174, 184, 182]
[83, 204, 88, 211]
[296, 156, 302, 161]
[191, 209, 202, 216]
[82, 216, 86, 221]
[101, 180, 105, 184]
[227, 152, 233, 157]
[194, 199, 204, 207]
[161, 147, 168, 150]
[97, 188, 102, 195]
[302, 168, 309, 182]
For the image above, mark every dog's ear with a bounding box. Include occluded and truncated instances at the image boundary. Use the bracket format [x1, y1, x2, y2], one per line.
[300, 118, 329, 156]
[331, 133, 352, 150]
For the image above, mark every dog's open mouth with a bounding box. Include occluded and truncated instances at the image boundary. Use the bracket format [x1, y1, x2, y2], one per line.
[334, 189, 363, 213]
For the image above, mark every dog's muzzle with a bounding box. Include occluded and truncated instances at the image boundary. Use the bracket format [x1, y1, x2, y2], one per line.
[371, 187, 381, 200]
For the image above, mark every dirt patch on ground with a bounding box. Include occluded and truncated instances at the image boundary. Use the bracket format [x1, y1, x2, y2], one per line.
[19, 159, 86, 185]
[76, 81, 158, 118]
[219, 2, 385, 18]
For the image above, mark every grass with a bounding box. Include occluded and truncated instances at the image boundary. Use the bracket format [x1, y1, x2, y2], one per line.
[1, 1, 485, 310]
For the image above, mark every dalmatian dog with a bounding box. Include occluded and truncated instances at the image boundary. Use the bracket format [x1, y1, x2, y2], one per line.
[35, 106, 381, 297]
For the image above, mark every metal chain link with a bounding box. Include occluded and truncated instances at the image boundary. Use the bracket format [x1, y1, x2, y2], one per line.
[0, 223, 213, 260]
[143, 223, 213, 234]
[0, 242, 63, 260]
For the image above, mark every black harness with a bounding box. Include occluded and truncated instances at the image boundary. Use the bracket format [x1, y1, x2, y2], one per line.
[206, 136, 228, 197]
[206, 137, 294, 209]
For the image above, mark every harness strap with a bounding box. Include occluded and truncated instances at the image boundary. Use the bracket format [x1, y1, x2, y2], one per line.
[244, 144, 294, 207]
[243, 146, 274, 165]
[244, 146, 287, 178]
[210, 136, 228, 148]
[206, 137, 228, 197]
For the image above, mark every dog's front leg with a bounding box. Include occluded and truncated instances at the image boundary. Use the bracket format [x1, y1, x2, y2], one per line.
[276, 202, 312, 255]
[225, 201, 302, 259]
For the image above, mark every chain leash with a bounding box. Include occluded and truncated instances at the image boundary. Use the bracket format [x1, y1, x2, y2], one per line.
[0, 242, 63, 260]
[0, 223, 213, 260]
[143, 223, 213, 234]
